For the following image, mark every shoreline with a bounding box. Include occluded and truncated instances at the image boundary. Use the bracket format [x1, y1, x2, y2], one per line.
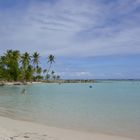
[0, 81, 43, 86]
[0, 116, 136, 140]
[0, 79, 140, 86]
[0, 80, 95, 86]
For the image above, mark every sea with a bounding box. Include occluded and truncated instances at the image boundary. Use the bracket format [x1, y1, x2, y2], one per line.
[0, 81, 140, 139]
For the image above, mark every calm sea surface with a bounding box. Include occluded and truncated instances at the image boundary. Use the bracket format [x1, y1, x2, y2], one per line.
[0, 81, 140, 139]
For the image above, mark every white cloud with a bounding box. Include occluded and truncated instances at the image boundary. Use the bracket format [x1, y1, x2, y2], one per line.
[57, 71, 92, 79]
[0, 0, 140, 57]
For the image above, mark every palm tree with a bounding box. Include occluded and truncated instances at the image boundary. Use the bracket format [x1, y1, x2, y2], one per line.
[56, 75, 60, 80]
[45, 74, 50, 80]
[5, 50, 12, 59]
[43, 69, 47, 74]
[32, 52, 39, 67]
[52, 75, 56, 80]
[32, 52, 40, 79]
[36, 66, 42, 75]
[20, 52, 31, 81]
[3, 50, 20, 81]
[50, 70, 55, 80]
[47, 54, 55, 75]
[12, 50, 20, 81]
[0, 50, 57, 82]
[0, 56, 7, 80]
[13, 50, 20, 61]
[25, 65, 34, 81]
[32, 52, 39, 64]
[51, 70, 55, 75]
[35, 66, 42, 81]
[43, 69, 47, 79]
[21, 52, 30, 68]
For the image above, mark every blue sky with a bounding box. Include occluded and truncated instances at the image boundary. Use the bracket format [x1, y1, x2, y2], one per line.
[0, 0, 140, 79]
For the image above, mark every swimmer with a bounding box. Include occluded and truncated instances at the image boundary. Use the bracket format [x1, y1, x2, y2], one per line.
[21, 88, 26, 94]
[89, 85, 92, 88]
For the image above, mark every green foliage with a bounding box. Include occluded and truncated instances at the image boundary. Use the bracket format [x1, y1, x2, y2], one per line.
[0, 50, 20, 81]
[0, 50, 58, 82]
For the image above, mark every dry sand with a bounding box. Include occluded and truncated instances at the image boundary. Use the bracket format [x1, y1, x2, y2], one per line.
[0, 116, 136, 140]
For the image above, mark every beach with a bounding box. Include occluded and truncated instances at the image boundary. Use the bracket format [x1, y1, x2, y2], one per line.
[0, 116, 136, 140]
[0, 82, 139, 140]
[0, 0, 139, 139]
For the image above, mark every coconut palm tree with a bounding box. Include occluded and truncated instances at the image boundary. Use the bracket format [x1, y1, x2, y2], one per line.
[20, 52, 31, 81]
[45, 74, 50, 80]
[3, 50, 20, 81]
[56, 75, 60, 80]
[43, 69, 47, 79]
[32, 52, 39, 64]
[43, 69, 47, 74]
[36, 66, 42, 75]
[50, 70, 55, 80]
[11, 50, 20, 81]
[51, 70, 55, 75]
[52, 75, 56, 80]
[35, 66, 42, 81]
[47, 54, 55, 75]
[0, 50, 57, 82]
[32, 52, 40, 78]
[25, 65, 34, 81]
[13, 50, 20, 61]
[0, 56, 7, 80]
[32, 52, 39, 68]
[21, 52, 31, 68]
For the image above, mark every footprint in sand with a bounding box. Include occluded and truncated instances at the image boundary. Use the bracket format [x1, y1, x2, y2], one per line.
[10, 132, 58, 140]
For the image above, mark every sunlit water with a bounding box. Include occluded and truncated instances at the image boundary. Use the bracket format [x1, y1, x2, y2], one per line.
[0, 81, 140, 139]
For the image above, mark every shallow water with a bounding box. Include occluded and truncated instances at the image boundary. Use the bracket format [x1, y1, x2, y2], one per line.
[0, 81, 140, 139]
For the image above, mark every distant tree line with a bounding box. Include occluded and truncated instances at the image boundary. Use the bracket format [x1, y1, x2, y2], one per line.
[0, 50, 60, 82]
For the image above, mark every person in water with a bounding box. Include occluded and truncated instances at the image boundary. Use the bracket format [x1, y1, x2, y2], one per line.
[21, 88, 26, 94]
[89, 85, 92, 88]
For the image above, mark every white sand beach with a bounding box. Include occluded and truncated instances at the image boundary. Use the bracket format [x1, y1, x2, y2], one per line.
[0, 116, 136, 140]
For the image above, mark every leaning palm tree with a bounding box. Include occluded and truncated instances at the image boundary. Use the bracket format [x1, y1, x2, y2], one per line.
[0, 50, 57, 82]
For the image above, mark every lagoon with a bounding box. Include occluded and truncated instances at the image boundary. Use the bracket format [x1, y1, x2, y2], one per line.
[0, 81, 140, 139]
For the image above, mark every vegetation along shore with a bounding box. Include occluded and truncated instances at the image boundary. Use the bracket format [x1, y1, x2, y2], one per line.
[0, 50, 60, 84]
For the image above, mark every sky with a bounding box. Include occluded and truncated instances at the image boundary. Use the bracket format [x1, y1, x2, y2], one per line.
[0, 0, 140, 79]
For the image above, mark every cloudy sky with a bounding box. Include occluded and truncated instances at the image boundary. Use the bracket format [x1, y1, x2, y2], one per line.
[0, 0, 140, 79]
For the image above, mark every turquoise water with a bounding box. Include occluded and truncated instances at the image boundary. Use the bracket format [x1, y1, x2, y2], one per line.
[0, 81, 140, 139]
